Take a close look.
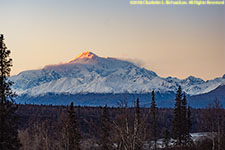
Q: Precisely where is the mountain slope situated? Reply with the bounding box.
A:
[188,84,225,107]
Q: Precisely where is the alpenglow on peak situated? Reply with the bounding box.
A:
[72,51,97,61]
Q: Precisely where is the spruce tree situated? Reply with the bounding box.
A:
[181,94,193,146]
[162,127,170,150]
[134,98,143,150]
[135,98,141,129]
[0,34,21,150]
[172,86,193,147]
[150,90,157,150]
[99,105,113,150]
[63,102,81,150]
[186,106,193,145]
[187,107,191,134]
[181,93,187,143]
[172,86,183,146]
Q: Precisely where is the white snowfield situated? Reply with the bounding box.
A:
[9,51,225,96]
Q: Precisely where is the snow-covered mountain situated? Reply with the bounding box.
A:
[9,51,225,97]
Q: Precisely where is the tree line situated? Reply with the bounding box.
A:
[16,89,225,150]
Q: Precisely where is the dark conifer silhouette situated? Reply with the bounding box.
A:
[186,106,193,145]
[162,127,170,150]
[99,105,113,150]
[172,86,183,146]
[181,94,188,143]
[63,102,81,150]
[172,86,193,147]
[134,98,143,150]
[150,90,158,150]
[0,34,21,150]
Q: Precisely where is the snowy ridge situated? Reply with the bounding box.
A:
[9,51,225,96]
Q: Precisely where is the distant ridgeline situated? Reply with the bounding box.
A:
[15,85,225,108]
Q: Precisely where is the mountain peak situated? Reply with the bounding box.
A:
[184,75,204,84]
[73,51,97,60]
[69,51,100,63]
